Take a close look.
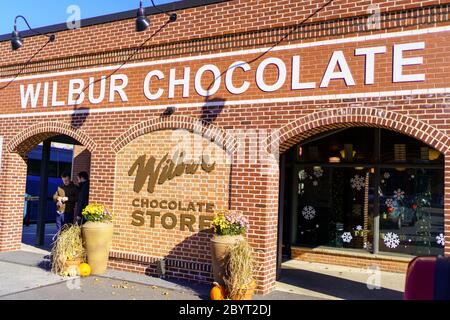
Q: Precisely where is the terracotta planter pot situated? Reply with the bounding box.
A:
[82,221,113,275]
[230,280,257,300]
[210,235,244,285]
[64,257,82,273]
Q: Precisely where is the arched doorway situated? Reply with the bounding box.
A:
[21,136,92,251]
[281,127,445,258]
[3,123,95,252]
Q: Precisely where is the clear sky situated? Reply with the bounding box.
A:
[0,0,177,36]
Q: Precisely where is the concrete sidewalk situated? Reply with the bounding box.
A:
[0,248,405,300]
[0,250,315,300]
[277,260,405,300]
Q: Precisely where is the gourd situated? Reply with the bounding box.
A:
[67,265,79,277]
[210,282,226,300]
[79,263,92,277]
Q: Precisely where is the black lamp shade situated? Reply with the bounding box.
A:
[11,30,23,50]
[136,7,150,32]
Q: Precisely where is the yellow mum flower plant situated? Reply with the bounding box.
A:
[82,204,112,222]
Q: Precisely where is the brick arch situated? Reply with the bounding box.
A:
[7,122,97,157]
[271,107,450,155]
[111,115,238,154]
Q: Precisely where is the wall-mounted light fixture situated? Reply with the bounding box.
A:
[329,157,341,163]
[11,15,56,51]
[136,0,178,32]
[428,149,440,161]
[340,144,356,161]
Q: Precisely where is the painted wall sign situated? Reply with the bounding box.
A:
[17,42,426,109]
[131,199,215,231]
[1,27,449,117]
[126,149,218,231]
[113,130,230,259]
[128,150,216,194]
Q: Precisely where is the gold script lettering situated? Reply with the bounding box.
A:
[128,151,216,194]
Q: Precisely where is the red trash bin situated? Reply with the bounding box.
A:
[404,256,450,300]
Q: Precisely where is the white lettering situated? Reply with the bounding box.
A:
[68,79,85,105]
[51,81,65,107]
[42,82,49,107]
[20,83,41,109]
[225,61,251,95]
[393,42,425,82]
[88,76,106,104]
[169,67,190,98]
[195,64,221,97]
[144,70,164,100]
[14,41,430,110]
[256,57,287,92]
[355,46,386,85]
[320,51,356,87]
[292,56,316,90]
[109,74,129,102]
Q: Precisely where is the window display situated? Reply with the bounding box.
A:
[285,127,444,257]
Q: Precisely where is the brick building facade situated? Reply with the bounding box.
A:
[0,0,449,294]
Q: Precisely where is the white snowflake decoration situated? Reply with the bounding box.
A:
[383,172,390,179]
[298,170,308,181]
[341,232,353,243]
[393,189,405,201]
[313,167,323,178]
[436,233,445,247]
[364,242,373,251]
[312,180,319,187]
[355,225,363,231]
[350,175,365,191]
[301,206,316,220]
[385,198,394,207]
[384,232,400,249]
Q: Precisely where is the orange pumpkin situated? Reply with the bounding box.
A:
[210,282,226,300]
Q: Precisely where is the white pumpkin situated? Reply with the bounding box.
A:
[67,265,79,277]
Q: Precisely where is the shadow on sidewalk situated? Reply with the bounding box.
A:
[278,267,404,300]
[0,250,52,273]
[153,277,210,299]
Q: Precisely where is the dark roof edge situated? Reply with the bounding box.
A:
[0,0,231,42]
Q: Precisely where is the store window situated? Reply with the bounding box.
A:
[283,127,445,257]
[379,168,444,256]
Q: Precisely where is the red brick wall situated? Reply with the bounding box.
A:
[72,145,91,180]
[0,0,449,294]
[1,31,448,116]
[0,0,448,66]
[291,247,410,273]
[112,129,231,283]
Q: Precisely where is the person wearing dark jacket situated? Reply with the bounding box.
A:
[53,172,78,232]
[75,171,90,225]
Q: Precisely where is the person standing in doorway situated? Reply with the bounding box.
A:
[53,171,78,233]
[23,193,31,227]
[75,171,90,225]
